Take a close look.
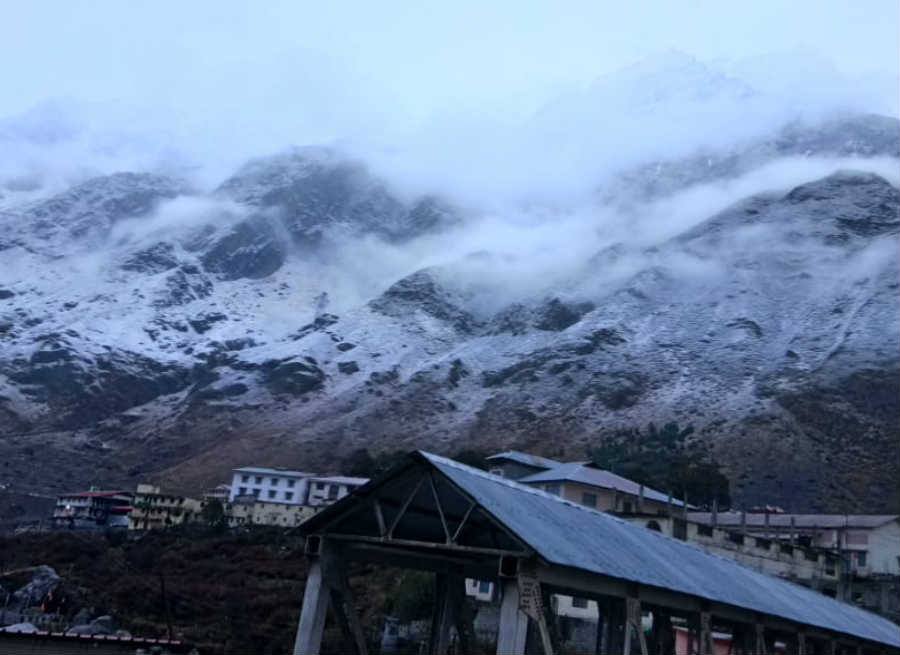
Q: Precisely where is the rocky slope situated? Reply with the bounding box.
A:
[0,115,898,513]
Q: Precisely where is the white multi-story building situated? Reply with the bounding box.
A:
[227,468,368,508]
[228,467,315,505]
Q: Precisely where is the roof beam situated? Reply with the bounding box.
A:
[387,473,427,539]
[452,502,476,544]
[428,473,451,543]
[326,532,529,558]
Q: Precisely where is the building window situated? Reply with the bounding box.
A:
[271,477,279,485]
[697,524,713,537]
[803,549,817,562]
[241,475,249,483]
[285,492,294,501]
[478,581,491,594]
[581,493,597,508]
[288,479,295,488]
[252,489,260,497]
[672,519,687,541]
[727,531,744,545]
[857,551,867,567]
[268,490,277,499]
[779,543,793,556]
[646,520,662,532]
[622,501,634,514]
[571,597,589,609]
[755,537,772,550]
[545,484,561,496]
[327,485,339,500]
[316,482,326,491]
[238,487,247,496]
[255,476,262,484]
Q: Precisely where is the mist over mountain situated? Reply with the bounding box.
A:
[0,44,898,514]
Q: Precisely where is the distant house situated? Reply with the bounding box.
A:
[228,467,316,505]
[485,451,565,480]
[127,484,202,531]
[202,483,232,504]
[517,462,687,515]
[305,476,368,507]
[687,513,900,577]
[467,452,689,616]
[52,490,132,531]
[229,498,315,528]
[225,467,368,527]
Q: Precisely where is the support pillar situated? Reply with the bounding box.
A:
[648,610,675,655]
[294,558,329,655]
[604,598,626,655]
[754,622,767,655]
[623,596,649,655]
[429,574,464,655]
[497,578,528,655]
[699,611,714,655]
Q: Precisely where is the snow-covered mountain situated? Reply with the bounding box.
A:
[0,113,898,512]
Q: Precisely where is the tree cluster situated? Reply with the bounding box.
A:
[587,422,731,509]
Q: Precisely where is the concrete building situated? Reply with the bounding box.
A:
[127,484,201,531]
[304,476,368,507]
[51,490,132,531]
[687,513,900,576]
[485,451,565,480]
[228,466,314,505]
[202,484,231,504]
[228,498,315,528]
[225,468,367,527]
[517,462,688,515]
[625,514,841,590]
[687,512,900,621]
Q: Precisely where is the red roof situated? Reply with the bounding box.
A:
[60,491,131,499]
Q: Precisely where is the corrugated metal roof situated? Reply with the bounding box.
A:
[518,462,687,507]
[308,476,369,485]
[688,512,900,530]
[233,466,314,477]
[423,452,900,647]
[486,451,564,470]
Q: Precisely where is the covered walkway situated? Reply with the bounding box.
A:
[293,452,900,654]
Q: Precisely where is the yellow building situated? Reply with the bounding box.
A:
[128,484,202,530]
[228,498,316,528]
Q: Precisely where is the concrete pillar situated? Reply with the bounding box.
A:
[294,559,329,655]
[497,578,528,655]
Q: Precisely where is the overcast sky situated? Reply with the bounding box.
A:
[4,1,897,114]
[1,1,897,194]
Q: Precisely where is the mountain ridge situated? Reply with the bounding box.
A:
[0,114,898,514]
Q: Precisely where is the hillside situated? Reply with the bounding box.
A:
[0,113,898,513]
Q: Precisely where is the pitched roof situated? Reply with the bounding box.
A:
[688,513,900,530]
[518,462,686,507]
[419,453,900,647]
[485,451,564,470]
